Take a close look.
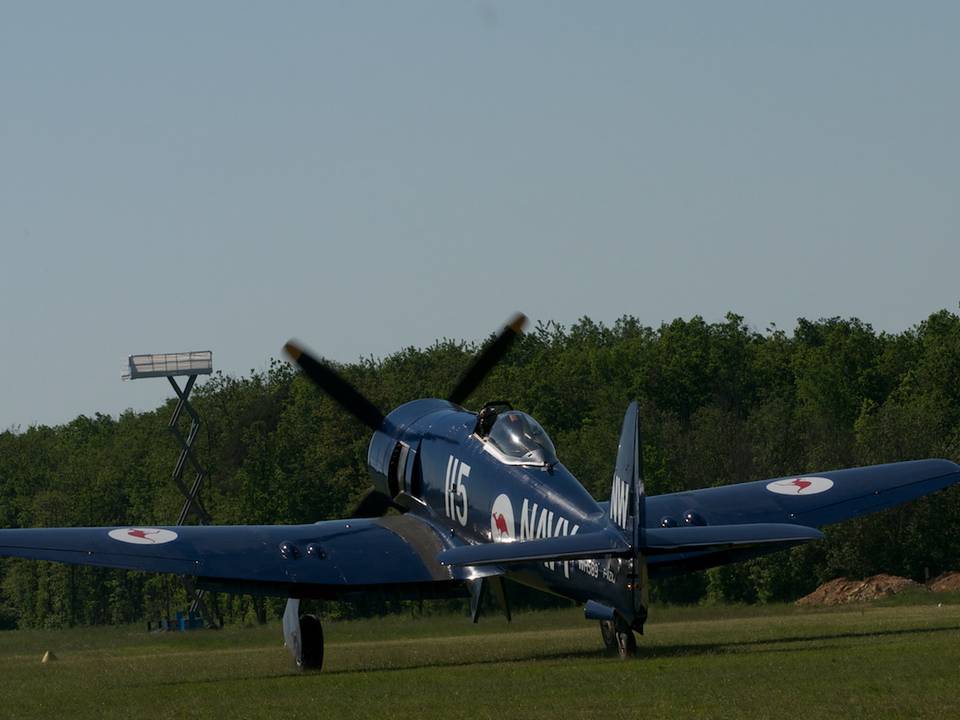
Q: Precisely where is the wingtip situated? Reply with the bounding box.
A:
[283,341,303,362]
[508,313,528,334]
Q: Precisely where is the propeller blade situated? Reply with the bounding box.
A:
[284,341,386,432]
[350,489,396,518]
[448,313,527,406]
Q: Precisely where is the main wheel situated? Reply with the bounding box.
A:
[298,614,324,671]
[599,620,617,653]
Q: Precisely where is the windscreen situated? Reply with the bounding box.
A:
[487,411,558,466]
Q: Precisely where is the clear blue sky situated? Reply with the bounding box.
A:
[1,2,958,429]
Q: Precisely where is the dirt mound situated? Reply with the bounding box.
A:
[929,571,960,593]
[796,574,925,606]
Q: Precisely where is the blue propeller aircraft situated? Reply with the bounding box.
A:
[1,313,959,669]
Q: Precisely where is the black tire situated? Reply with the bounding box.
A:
[599,620,617,652]
[298,614,324,671]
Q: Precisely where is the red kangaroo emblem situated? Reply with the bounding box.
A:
[791,478,812,493]
[493,512,509,537]
[127,529,160,543]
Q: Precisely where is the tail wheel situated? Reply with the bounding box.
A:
[298,614,324,671]
[615,617,636,659]
[600,618,636,658]
[599,620,617,653]
[616,627,637,659]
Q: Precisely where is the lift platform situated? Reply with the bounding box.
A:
[124,350,221,626]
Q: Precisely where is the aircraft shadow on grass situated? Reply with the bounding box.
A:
[631,622,960,661]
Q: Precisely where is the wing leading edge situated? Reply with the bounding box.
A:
[645,459,960,529]
[0,515,488,598]
[644,458,960,578]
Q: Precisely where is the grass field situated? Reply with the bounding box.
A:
[1,596,959,719]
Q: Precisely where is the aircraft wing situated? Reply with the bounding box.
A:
[645,459,960,528]
[643,458,960,578]
[0,515,485,598]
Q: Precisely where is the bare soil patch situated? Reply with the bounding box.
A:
[796,574,925,606]
[928,571,960,593]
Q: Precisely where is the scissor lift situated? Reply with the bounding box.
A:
[124,351,221,626]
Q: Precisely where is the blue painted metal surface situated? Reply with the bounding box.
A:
[642,523,824,551]
[584,600,616,621]
[0,516,486,598]
[645,459,960,529]
[438,529,629,567]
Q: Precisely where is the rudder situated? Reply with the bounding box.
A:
[608,400,647,632]
[609,400,644,549]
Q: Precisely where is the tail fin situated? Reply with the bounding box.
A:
[609,401,644,550]
[606,401,649,631]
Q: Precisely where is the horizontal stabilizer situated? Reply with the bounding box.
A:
[437,530,629,567]
[642,523,823,554]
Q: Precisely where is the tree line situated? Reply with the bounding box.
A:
[1,309,958,628]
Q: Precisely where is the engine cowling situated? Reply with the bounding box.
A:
[366,399,457,502]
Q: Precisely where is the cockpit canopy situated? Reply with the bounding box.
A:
[485,411,558,467]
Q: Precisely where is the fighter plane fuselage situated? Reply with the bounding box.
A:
[367,399,638,616]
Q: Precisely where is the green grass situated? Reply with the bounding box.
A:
[1,600,959,719]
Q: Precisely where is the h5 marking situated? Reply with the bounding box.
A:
[445,455,470,526]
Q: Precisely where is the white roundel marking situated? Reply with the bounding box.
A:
[765,477,834,496]
[490,494,515,542]
[108,528,178,545]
